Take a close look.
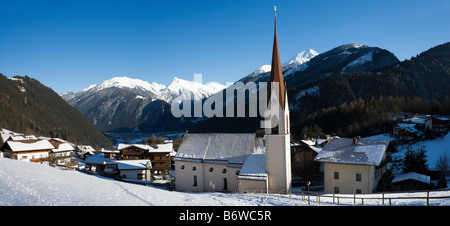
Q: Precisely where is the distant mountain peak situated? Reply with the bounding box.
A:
[244,48,319,80]
[283,49,319,70]
[249,65,272,77]
[91,76,166,94]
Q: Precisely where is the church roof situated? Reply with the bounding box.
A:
[175,133,255,164]
[238,154,267,180]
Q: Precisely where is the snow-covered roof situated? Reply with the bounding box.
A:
[175,133,255,164]
[114,160,151,170]
[83,156,151,170]
[5,140,55,152]
[52,143,75,152]
[155,143,173,153]
[314,139,390,166]
[117,143,173,153]
[77,145,96,153]
[397,123,419,133]
[404,116,427,124]
[83,155,115,164]
[101,148,120,154]
[238,154,267,181]
[391,172,430,184]
[300,139,325,153]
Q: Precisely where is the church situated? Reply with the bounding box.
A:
[174,8,292,193]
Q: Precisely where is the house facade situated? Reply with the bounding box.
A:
[49,139,75,166]
[314,138,394,194]
[118,143,173,177]
[1,140,55,165]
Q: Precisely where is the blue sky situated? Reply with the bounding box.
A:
[1,0,449,94]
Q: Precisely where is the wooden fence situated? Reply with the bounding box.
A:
[234,188,450,206]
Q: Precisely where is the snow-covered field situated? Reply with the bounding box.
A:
[364,132,450,170]
[0,158,449,206]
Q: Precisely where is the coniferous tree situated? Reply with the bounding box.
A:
[402,146,429,175]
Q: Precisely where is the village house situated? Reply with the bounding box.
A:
[105,160,152,183]
[1,139,55,165]
[390,172,432,191]
[314,137,395,194]
[429,116,449,136]
[393,123,421,142]
[81,155,152,182]
[48,138,75,166]
[75,145,96,158]
[118,143,173,178]
[100,148,120,159]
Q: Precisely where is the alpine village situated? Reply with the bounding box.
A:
[1,4,450,207]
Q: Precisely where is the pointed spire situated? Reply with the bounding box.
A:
[268,6,285,109]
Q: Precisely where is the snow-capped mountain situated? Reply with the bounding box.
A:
[248,65,272,77]
[85,76,167,95]
[63,76,225,104]
[62,76,226,132]
[240,48,319,83]
[285,44,400,87]
[283,49,319,70]
[160,77,226,103]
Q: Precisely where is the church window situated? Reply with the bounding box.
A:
[222,178,228,190]
[193,175,197,187]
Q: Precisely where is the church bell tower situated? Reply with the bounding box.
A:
[264,6,292,192]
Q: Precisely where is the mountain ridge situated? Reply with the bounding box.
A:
[62,76,226,132]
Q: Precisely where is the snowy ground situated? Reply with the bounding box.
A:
[0,158,449,206]
[363,133,450,170]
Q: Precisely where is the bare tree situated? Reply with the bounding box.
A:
[436,152,449,173]
[435,152,449,189]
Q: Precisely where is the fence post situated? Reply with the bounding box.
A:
[382,193,384,206]
[354,194,356,205]
[389,198,391,206]
[427,191,430,206]
[361,198,364,206]
[337,197,340,206]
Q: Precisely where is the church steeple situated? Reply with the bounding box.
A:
[268,7,285,110]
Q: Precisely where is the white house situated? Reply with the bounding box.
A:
[1,140,55,165]
[314,138,394,194]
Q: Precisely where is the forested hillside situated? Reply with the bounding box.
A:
[290,42,450,139]
[0,74,112,148]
